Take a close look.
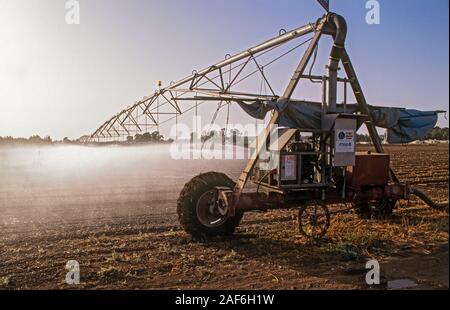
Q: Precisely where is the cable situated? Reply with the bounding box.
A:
[308,43,321,84]
[232,38,314,87]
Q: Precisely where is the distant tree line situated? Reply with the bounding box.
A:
[0,135,54,146]
[0,130,173,147]
[197,129,247,144]
[0,127,448,147]
[425,127,449,141]
[126,131,172,144]
[356,134,373,143]
[355,127,449,143]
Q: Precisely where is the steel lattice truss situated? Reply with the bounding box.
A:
[88,23,318,142]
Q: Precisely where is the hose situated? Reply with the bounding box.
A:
[409,186,449,213]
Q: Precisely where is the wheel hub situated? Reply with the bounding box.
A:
[196,190,228,228]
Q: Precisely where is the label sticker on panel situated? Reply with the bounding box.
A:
[336,130,355,153]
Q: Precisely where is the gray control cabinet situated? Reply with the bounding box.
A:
[333,117,357,167]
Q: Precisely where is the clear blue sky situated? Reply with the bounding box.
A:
[0,0,448,139]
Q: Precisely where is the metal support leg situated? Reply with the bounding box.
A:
[341,48,399,183]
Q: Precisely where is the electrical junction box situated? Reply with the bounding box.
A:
[333,117,357,167]
[280,154,297,181]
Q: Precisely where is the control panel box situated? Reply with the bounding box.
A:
[333,117,357,167]
[280,155,297,181]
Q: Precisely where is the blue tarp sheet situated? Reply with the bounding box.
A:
[237,100,439,144]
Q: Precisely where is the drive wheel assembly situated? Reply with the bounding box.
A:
[298,201,330,240]
[177,172,243,239]
[354,199,397,220]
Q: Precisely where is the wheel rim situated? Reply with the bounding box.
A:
[299,202,330,239]
[196,190,227,228]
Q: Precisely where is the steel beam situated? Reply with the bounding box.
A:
[340,48,399,182]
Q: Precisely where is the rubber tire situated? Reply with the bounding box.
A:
[355,200,396,220]
[177,172,243,239]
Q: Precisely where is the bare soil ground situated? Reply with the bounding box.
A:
[0,144,448,290]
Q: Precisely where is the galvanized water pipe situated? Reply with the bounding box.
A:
[326,14,347,113]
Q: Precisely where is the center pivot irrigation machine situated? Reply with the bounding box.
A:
[89,7,447,239]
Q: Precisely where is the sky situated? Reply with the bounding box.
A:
[0,0,448,140]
